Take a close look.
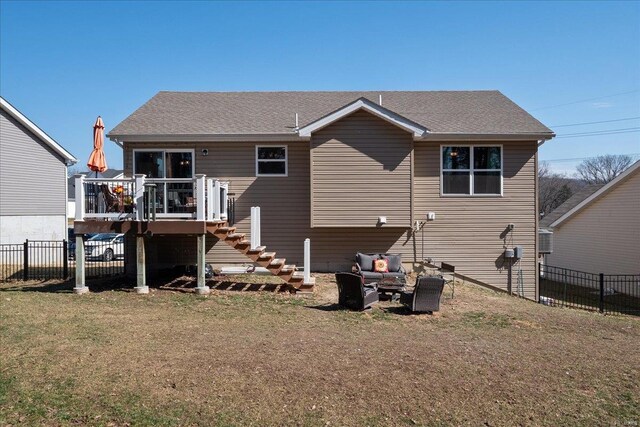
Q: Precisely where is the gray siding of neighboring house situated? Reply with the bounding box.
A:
[0,109,67,217]
[310,110,413,228]
[546,170,640,275]
[122,135,539,299]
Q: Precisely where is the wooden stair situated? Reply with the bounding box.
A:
[206,221,314,292]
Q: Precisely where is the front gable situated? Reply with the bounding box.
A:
[298,97,428,138]
[310,109,413,228]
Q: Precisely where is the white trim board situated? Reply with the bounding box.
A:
[297,97,428,138]
[0,97,77,164]
[549,159,640,228]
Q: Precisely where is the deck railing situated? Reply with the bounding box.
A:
[75,174,229,222]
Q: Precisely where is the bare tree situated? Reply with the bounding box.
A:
[67,166,82,178]
[538,162,574,218]
[576,154,633,184]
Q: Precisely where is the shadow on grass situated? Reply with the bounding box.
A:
[0,276,133,294]
[155,276,292,294]
[382,305,422,316]
[305,303,347,312]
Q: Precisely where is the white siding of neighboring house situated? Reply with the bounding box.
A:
[546,169,640,275]
[0,108,68,243]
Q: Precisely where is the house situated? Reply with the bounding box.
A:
[73,91,554,298]
[541,160,640,275]
[0,97,77,244]
[67,169,124,223]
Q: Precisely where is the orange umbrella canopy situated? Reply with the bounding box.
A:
[87,116,107,173]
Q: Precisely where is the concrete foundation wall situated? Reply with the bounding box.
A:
[0,215,67,244]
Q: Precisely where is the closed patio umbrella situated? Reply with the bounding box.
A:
[87,116,107,177]
[87,116,108,213]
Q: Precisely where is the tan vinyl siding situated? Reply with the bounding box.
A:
[546,170,640,275]
[123,140,414,271]
[413,141,538,299]
[0,109,67,216]
[310,110,412,227]
[123,139,538,299]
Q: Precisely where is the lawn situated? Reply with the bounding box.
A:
[1,274,638,426]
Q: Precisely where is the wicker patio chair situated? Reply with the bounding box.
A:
[400,276,445,313]
[335,272,379,311]
[99,184,121,213]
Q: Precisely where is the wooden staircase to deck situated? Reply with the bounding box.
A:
[206,221,315,292]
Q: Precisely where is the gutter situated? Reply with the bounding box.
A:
[109,132,556,144]
[107,133,308,143]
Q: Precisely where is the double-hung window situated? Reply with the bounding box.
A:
[441,145,502,196]
[256,146,287,176]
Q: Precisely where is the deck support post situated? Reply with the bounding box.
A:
[134,235,149,294]
[195,234,210,295]
[73,235,89,294]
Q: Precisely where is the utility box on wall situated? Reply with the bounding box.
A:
[514,246,523,259]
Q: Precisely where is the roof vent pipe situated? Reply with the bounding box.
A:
[294,113,299,131]
[379,94,382,106]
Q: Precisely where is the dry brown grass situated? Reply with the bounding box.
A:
[0,273,638,426]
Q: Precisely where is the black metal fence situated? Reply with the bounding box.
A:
[539,264,640,315]
[0,239,126,282]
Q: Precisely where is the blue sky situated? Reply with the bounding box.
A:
[1,1,639,175]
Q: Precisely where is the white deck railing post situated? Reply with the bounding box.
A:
[206,178,214,221]
[250,206,261,250]
[256,206,261,248]
[196,174,206,221]
[220,183,228,220]
[213,179,221,220]
[304,238,311,284]
[250,207,256,249]
[75,174,85,221]
[134,174,146,221]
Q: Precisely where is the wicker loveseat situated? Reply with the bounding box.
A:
[353,252,407,288]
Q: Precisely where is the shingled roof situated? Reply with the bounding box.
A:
[540,184,604,229]
[108,91,553,138]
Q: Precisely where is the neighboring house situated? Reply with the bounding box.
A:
[542,160,640,275]
[0,97,77,243]
[75,91,554,298]
[67,169,124,222]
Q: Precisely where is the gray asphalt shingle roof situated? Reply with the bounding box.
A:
[108,91,553,137]
[539,184,604,229]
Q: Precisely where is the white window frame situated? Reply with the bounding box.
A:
[256,145,288,177]
[132,148,196,216]
[440,144,503,197]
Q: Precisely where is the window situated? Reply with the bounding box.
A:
[441,145,502,195]
[133,149,195,214]
[256,146,287,176]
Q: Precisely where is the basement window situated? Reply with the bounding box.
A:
[441,145,502,196]
[256,146,287,176]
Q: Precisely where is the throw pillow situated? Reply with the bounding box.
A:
[373,259,389,273]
